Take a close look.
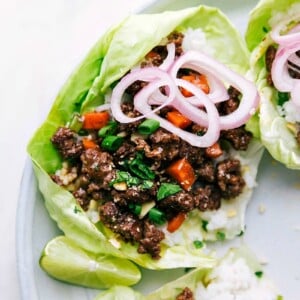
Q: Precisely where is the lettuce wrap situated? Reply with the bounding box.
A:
[28,4,263,280]
[246,0,300,169]
[95,246,282,300]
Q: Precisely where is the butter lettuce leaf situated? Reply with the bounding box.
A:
[245,0,300,169]
[28,5,254,273]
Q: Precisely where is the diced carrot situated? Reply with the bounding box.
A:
[166,110,192,129]
[82,111,110,130]
[167,212,186,233]
[145,51,158,59]
[82,138,98,150]
[205,142,223,158]
[180,74,210,97]
[167,158,196,191]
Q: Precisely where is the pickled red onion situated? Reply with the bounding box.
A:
[110,49,258,147]
[271,42,300,92]
[271,19,300,45]
[110,67,175,123]
[170,51,259,130]
[159,43,176,71]
[134,79,220,147]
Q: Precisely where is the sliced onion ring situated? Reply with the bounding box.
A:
[159,43,176,71]
[181,63,229,103]
[170,51,259,130]
[271,42,300,92]
[271,18,300,45]
[134,79,220,148]
[111,67,175,123]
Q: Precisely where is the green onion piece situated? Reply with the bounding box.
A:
[157,183,182,201]
[101,136,123,151]
[201,220,208,232]
[98,121,118,137]
[193,240,204,249]
[129,203,142,216]
[138,119,160,135]
[216,231,226,241]
[277,295,283,300]
[69,113,83,132]
[254,271,264,278]
[148,208,165,225]
[277,91,289,106]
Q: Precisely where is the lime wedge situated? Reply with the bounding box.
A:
[40,236,141,289]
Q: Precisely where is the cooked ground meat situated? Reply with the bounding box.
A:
[297,127,300,146]
[265,45,277,72]
[221,126,253,151]
[112,185,157,206]
[178,140,204,165]
[195,159,215,183]
[217,159,245,199]
[81,148,116,189]
[100,201,164,259]
[176,287,194,300]
[194,184,222,211]
[158,191,196,219]
[100,201,143,242]
[51,127,83,159]
[138,220,165,259]
[167,31,184,56]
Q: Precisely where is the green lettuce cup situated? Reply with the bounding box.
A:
[95,246,282,300]
[28,4,263,280]
[245,0,300,169]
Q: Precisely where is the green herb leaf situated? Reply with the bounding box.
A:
[111,171,141,187]
[128,152,155,180]
[216,231,226,241]
[201,220,208,232]
[255,271,264,278]
[157,183,182,201]
[140,180,154,190]
[277,91,289,106]
[193,240,204,249]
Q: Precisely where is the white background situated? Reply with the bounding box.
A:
[0,1,147,299]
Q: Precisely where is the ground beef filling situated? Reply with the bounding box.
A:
[176,287,194,300]
[50,32,252,259]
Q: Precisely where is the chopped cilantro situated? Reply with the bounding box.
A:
[277,91,289,106]
[255,271,264,278]
[202,220,208,232]
[74,206,81,214]
[216,231,226,241]
[193,240,204,249]
[262,26,269,33]
[157,183,182,201]
[127,152,155,180]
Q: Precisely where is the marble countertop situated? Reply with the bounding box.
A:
[0,1,149,298]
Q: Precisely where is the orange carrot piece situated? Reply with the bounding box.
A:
[167,158,196,191]
[82,111,110,130]
[166,110,192,129]
[180,74,210,97]
[205,142,223,158]
[82,138,98,150]
[167,212,186,233]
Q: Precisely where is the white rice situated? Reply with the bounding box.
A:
[195,253,279,300]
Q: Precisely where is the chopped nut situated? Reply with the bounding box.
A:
[113,182,127,191]
[258,203,266,214]
[227,209,237,218]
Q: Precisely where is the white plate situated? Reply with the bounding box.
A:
[16,1,300,299]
